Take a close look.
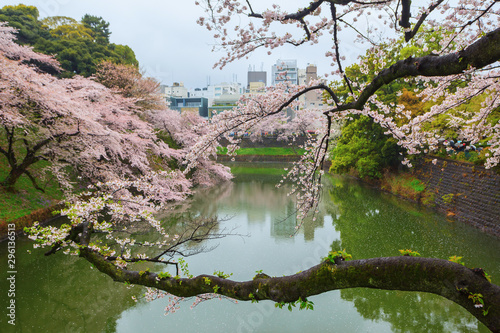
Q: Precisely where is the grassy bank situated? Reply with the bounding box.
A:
[0,161,64,237]
[230,165,289,176]
[339,165,433,205]
[379,172,433,205]
[217,146,305,156]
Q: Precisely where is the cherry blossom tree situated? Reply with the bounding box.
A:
[0,23,229,194]
[92,59,233,187]
[0,24,172,192]
[94,60,165,111]
[190,0,500,219]
[23,2,500,331]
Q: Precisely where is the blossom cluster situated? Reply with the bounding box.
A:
[185,78,335,225]
[190,0,500,224]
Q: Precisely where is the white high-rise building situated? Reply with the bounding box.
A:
[160,82,189,99]
[271,59,299,86]
[190,82,244,106]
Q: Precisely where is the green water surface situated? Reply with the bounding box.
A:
[1,163,498,332]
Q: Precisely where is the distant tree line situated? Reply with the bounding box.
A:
[0,4,138,77]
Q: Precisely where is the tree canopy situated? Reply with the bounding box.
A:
[0,24,158,192]
[81,14,111,45]
[0,5,139,77]
[0,23,230,195]
[329,115,402,178]
[16,1,500,332]
[0,4,48,45]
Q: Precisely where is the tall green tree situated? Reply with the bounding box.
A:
[330,115,402,178]
[41,16,94,40]
[111,43,139,66]
[81,14,111,45]
[0,4,50,44]
[0,5,138,77]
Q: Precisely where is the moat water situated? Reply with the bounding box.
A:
[1,163,499,332]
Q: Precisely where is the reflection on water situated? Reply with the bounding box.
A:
[341,289,482,333]
[192,181,300,238]
[0,233,141,333]
[326,175,499,275]
[324,175,499,333]
[1,163,498,332]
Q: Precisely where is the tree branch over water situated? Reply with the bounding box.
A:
[80,248,500,331]
[325,27,500,114]
[15,1,500,331]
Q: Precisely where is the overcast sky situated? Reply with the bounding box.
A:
[2,0,369,89]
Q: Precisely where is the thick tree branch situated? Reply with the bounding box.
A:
[80,248,500,332]
[398,0,411,30]
[326,26,500,114]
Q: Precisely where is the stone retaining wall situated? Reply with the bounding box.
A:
[413,157,500,237]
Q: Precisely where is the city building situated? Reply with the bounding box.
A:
[208,94,240,118]
[271,59,299,86]
[190,87,211,99]
[299,64,325,109]
[160,82,189,99]
[169,97,209,118]
[247,81,266,94]
[213,82,244,97]
[247,66,267,90]
[190,82,244,107]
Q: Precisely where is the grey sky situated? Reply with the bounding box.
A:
[1,0,366,89]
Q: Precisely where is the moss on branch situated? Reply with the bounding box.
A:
[79,247,500,331]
